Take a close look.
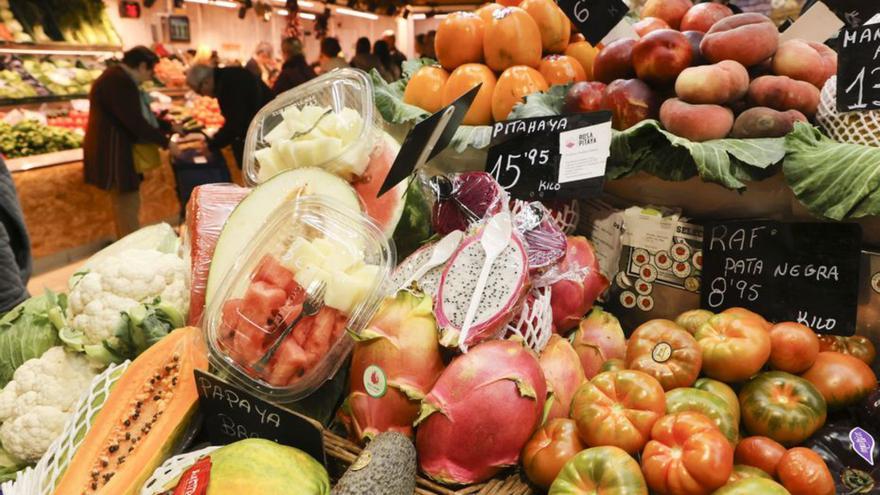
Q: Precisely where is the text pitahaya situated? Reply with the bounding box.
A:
[430,172,505,235]
[435,229,529,348]
[347,290,445,442]
[415,339,547,484]
[539,334,585,422]
[550,236,609,332]
[513,202,567,273]
[571,307,627,379]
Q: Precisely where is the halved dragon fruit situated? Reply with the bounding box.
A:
[430,172,505,236]
[435,228,529,349]
[514,202,567,273]
[387,230,464,299]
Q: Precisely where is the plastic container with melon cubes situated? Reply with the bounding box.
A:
[204,195,394,402]
[242,68,381,186]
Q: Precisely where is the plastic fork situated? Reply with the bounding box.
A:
[290,109,333,140]
[395,230,464,293]
[253,279,327,372]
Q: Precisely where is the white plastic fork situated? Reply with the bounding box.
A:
[396,230,464,293]
[457,212,512,351]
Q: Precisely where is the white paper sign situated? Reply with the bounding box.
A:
[779,1,845,43]
[557,121,612,184]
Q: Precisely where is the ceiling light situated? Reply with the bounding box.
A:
[298,11,316,19]
[411,12,426,19]
[298,0,315,7]
[336,7,378,20]
[277,8,288,14]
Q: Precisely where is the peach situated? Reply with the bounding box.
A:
[730,107,807,138]
[564,81,608,113]
[604,78,660,130]
[675,59,749,104]
[632,29,693,85]
[593,38,636,84]
[682,30,707,65]
[701,13,779,67]
[660,98,734,141]
[634,17,670,37]
[772,40,837,89]
[748,75,820,117]
[680,2,733,33]
[641,0,693,29]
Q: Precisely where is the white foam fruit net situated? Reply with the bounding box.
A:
[140,446,219,495]
[1,361,130,495]
[506,286,553,353]
[817,76,880,148]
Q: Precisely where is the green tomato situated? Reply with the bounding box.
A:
[695,377,740,424]
[549,446,648,495]
[666,387,739,445]
[711,478,790,495]
[738,371,826,446]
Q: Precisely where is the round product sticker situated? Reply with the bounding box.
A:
[640,264,658,283]
[654,251,673,270]
[685,276,700,293]
[351,451,372,471]
[672,243,691,262]
[673,261,692,279]
[616,271,633,289]
[637,295,655,311]
[635,279,653,296]
[872,272,880,294]
[633,248,650,266]
[364,365,387,398]
[692,250,703,270]
[620,291,637,309]
[652,342,672,363]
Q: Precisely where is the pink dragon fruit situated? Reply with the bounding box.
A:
[571,307,627,379]
[550,236,609,333]
[347,290,445,442]
[539,334,585,422]
[387,231,463,299]
[513,202,567,273]
[434,229,529,348]
[415,339,547,484]
[430,172,505,235]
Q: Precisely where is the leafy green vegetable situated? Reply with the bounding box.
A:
[784,122,880,220]
[509,84,571,120]
[0,445,25,483]
[0,291,64,387]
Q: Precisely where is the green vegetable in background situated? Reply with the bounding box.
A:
[0,445,25,483]
[0,290,65,387]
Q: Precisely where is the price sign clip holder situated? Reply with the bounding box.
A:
[377,84,480,197]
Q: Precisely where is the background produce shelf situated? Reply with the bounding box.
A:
[0,41,122,53]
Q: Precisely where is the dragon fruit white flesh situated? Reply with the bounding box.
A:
[387,231,464,299]
[435,228,529,349]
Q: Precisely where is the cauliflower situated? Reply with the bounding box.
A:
[0,347,97,462]
[68,248,189,345]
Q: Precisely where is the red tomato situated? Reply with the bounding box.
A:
[800,351,878,410]
[733,436,786,477]
[776,447,835,495]
[695,313,771,383]
[570,369,666,454]
[722,307,771,330]
[817,334,876,365]
[521,418,585,489]
[625,319,702,391]
[768,322,819,373]
[641,411,734,495]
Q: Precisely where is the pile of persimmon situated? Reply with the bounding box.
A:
[402,0,600,125]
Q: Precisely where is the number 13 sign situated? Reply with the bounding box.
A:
[837,24,880,112]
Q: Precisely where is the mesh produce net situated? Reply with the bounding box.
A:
[505,286,553,353]
[139,446,220,495]
[817,76,880,148]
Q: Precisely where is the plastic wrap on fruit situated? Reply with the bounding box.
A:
[429,172,506,235]
[513,201,567,274]
[512,198,581,235]
[534,236,610,333]
[185,184,250,325]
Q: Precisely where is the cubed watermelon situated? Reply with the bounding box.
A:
[253,254,299,294]
[240,281,287,328]
[264,337,311,386]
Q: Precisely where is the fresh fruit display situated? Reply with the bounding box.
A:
[776,446,835,495]
[694,312,771,383]
[0,119,82,158]
[665,387,739,445]
[734,436,786,477]
[522,418,584,489]
[816,334,876,365]
[570,308,626,379]
[739,371,827,446]
[539,334,585,421]
[333,432,416,495]
[548,445,648,494]
[625,319,702,391]
[46,109,88,132]
[21,56,100,96]
[694,377,740,424]
[800,351,878,410]
[806,420,880,495]
[153,57,186,88]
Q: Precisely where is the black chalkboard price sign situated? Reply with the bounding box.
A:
[700,221,861,336]
[556,0,629,46]
[194,369,326,465]
[837,24,880,112]
[485,111,612,202]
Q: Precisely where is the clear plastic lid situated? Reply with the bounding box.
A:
[243,68,380,186]
[204,195,394,402]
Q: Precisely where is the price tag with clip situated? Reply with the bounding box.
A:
[556,0,629,46]
[837,22,880,112]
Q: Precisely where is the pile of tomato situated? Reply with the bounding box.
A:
[523,307,878,495]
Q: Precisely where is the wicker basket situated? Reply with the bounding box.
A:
[323,431,535,495]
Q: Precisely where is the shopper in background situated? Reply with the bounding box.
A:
[273,37,316,95]
[373,39,401,81]
[318,37,349,74]
[186,63,273,167]
[349,37,381,73]
[382,30,407,69]
[245,41,279,86]
[0,156,31,312]
[84,46,173,239]
[423,30,437,59]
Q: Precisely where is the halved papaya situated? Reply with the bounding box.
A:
[53,326,209,495]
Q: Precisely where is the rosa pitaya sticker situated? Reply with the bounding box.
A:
[364,365,387,399]
[850,427,875,466]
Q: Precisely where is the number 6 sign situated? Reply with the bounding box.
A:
[556,0,628,45]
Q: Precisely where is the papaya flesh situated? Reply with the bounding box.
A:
[53,326,208,495]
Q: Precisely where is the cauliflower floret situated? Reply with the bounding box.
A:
[0,347,97,462]
[0,406,69,462]
[68,248,189,345]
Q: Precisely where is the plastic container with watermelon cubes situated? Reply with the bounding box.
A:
[203,195,394,402]
[242,68,382,186]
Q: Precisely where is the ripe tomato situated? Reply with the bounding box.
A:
[694,313,771,383]
[675,309,714,335]
[734,436,786,477]
[625,319,702,391]
[739,371,827,446]
[817,334,876,365]
[522,418,585,489]
[776,447,835,495]
[727,464,771,484]
[570,370,666,454]
[768,322,819,373]
[641,412,733,495]
[712,478,790,494]
[800,351,877,410]
[666,387,739,445]
[694,377,740,425]
[549,446,648,495]
[722,307,771,330]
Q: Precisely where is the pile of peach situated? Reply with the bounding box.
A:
[567,0,836,141]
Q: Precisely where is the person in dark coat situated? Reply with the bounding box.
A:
[0,157,31,312]
[349,37,381,73]
[272,37,316,96]
[186,64,273,167]
[83,46,171,239]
